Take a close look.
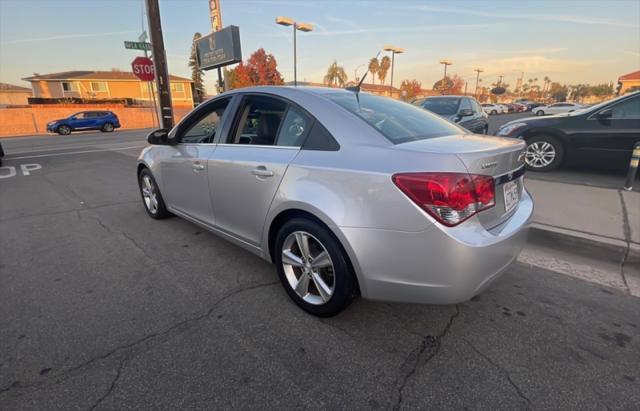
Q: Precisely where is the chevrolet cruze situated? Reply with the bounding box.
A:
[137,87,533,316]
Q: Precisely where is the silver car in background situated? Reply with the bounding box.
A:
[137,87,533,316]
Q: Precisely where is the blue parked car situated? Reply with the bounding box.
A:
[47,111,121,135]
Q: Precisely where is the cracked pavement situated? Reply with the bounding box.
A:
[1,131,639,410]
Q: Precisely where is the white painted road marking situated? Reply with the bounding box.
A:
[0,163,42,178]
[20,163,42,175]
[0,166,17,179]
[5,145,145,160]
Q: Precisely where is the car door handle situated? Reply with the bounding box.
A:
[192,161,205,171]
[251,166,274,177]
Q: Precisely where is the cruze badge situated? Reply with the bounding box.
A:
[481,161,497,169]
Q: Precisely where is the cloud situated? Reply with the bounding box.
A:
[375,4,639,29]
[620,49,640,57]
[474,55,591,76]
[326,16,362,30]
[485,47,568,55]
[2,30,139,44]
[305,23,496,37]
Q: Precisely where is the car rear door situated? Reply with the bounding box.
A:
[158,96,233,225]
[87,112,104,128]
[207,93,311,245]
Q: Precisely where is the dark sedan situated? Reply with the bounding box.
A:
[413,96,489,134]
[496,92,640,171]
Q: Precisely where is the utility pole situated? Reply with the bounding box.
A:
[474,68,483,97]
[145,0,173,129]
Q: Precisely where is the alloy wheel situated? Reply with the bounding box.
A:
[141,174,159,214]
[525,141,556,168]
[281,231,335,305]
[58,125,71,135]
[103,123,114,132]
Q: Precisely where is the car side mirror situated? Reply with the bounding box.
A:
[596,108,612,120]
[458,108,473,117]
[147,129,169,145]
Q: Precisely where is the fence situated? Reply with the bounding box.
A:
[0,105,192,137]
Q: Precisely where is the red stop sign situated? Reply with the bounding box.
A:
[131,56,155,81]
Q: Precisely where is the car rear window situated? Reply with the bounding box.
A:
[422,97,460,115]
[325,92,463,144]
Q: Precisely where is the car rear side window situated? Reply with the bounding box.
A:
[325,92,462,144]
[302,121,339,151]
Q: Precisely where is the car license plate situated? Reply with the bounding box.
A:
[503,180,519,213]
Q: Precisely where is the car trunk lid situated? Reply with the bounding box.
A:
[398,134,526,229]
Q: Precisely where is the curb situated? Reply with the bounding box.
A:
[528,223,640,264]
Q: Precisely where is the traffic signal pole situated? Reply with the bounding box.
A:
[145,0,174,129]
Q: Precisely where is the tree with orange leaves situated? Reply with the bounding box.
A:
[227,48,284,89]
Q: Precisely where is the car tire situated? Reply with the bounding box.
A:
[524,135,564,171]
[490,110,497,115]
[535,110,545,116]
[57,125,71,135]
[274,218,357,317]
[101,122,115,132]
[138,168,171,219]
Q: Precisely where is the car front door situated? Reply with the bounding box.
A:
[579,95,640,165]
[458,98,481,133]
[208,94,311,245]
[69,112,92,129]
[159,97,233,225]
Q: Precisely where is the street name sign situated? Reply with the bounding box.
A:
[124,41,152,51]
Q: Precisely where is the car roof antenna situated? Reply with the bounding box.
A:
[346,51,381,93]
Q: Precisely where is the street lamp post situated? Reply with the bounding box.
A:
[473,68,483,97]
[439,60,452,95]
[276,16,313,87]
[384,45,405,97]
[440,60,453,80]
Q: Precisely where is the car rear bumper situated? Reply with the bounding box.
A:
[340,189,533,304]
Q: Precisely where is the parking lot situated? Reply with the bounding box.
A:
[1,125,639,410]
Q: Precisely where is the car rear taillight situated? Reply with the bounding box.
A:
[392,172,495,226]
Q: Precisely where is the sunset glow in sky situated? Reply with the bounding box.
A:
[1,0,638,93]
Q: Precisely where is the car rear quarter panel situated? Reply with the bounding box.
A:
[262,143,470,295]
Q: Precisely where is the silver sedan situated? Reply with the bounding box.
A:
[137,87,533,316]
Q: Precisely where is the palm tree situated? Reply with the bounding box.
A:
[323,60,348,88]
[368,57,379,85]
[377,55,391,87]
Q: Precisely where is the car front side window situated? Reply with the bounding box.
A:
[180,98,230,144]
[610,97,640,119]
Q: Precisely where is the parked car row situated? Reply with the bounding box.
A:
[532,102,585,116]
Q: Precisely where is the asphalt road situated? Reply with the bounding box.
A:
[1,131,639,410]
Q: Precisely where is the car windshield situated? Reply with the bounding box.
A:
[422,98,460,115]
[325,92,463,144]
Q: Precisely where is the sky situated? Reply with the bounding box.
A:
[1,0,639,94]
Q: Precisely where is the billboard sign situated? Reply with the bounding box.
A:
[196,25,242,70]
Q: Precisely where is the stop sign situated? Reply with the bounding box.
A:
[131,56,155,81]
